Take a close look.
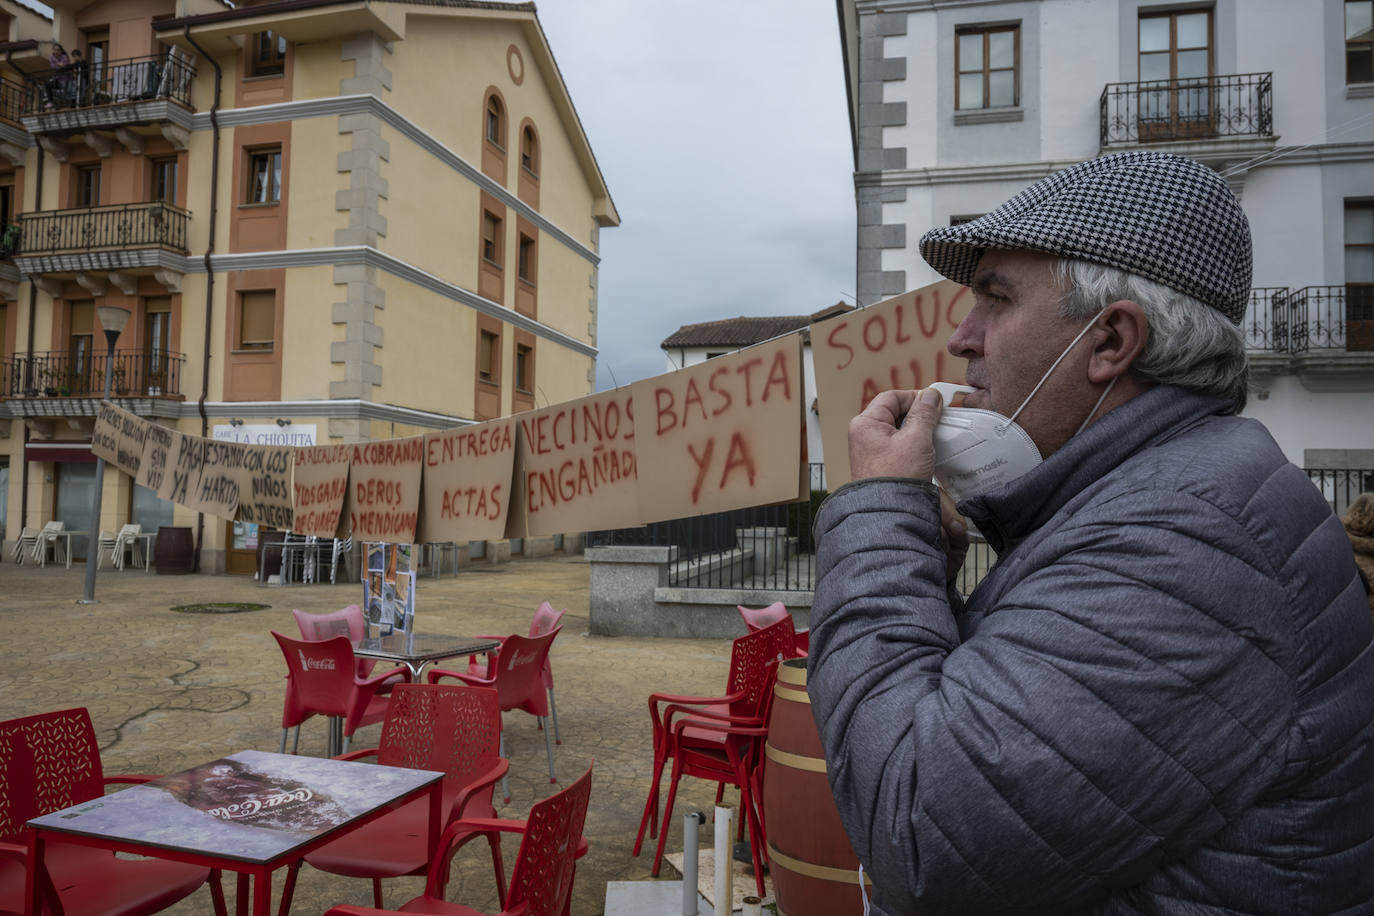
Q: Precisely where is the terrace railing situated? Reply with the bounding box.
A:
[1305,468,1374,517]
[24,51,195,113]
[1287,285,1374,353]
[19,201,190,256]
[1101,72,1272,146]
[1,349,185,399]
[1243,287,1289,353]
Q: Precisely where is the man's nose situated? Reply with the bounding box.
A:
[947,310,983,358]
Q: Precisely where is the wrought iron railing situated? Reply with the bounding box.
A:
[0,349,185,399]
[1100,72,1272,146]
[24,51,195,114]
[19,201,190,256]
[1243,287,1289,353]
[1305,468,1374,517]
[1286,285,1374,353]
[0,79,25,125]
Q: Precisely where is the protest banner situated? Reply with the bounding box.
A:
[810,279,973,487]
[171,436,244,520]
[345,436,424,543]
[513,389,638,536]
[632,335,806,524]
[140,425,179,499]
[236,445,295,530]
[418,418,517,544]
[292,444,351,537]
[92,401,121,465]
[115,408,149,478]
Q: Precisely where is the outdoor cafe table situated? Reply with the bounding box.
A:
[354,632,501,681]
[25,749,442,916]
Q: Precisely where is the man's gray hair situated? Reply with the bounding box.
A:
[1051,259,1250,414]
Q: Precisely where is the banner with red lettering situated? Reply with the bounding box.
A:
[418,418,517,544]
[292,445,350,537]
[513,388,638,536]
[631,335,805,524]
[345,437,424,543]
[810,279,973,487]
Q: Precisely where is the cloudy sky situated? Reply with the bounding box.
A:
[533,1,857,391]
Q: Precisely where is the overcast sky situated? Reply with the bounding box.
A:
[532,1,857,391]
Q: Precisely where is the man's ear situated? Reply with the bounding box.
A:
[1088,299,1148,383]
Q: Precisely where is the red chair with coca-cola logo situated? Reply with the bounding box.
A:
[464,601,567,743]
[272,632,410,755]
[427,628,560,803]
[292,605,377,679]
[0,707,228,916]
[632,616,796,897]
[321,764,593,916]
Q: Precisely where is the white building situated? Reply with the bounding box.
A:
[838,0,1374,501]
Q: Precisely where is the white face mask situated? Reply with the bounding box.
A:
[926,311,1115,503]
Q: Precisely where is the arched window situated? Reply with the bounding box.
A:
[486,95,504,148]
[520,125,538,175]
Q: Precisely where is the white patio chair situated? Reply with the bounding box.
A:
[96,530,118,569]
[10,527,38,565]
[328,536,354,584]
[105,524,143,570]
[32,521,64,567]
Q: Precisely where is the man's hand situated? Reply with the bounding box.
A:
[849,387,969,582]
[848,387,943,481]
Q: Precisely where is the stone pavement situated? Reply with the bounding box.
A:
[0,553,747,915]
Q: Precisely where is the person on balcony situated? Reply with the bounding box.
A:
[44,42,69,109]
[808,151,1374,914]
[68,48,90,105]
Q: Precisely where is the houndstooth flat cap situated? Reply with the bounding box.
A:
[919,151,1252,323]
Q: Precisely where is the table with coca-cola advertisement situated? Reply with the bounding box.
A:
[25,749,443,916]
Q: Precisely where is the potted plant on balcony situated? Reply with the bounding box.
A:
[41,365,58,397]
[111,365,128,395]
[0,223,20,258]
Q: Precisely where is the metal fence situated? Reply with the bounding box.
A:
[1100,72,1272,146]
[19,201,190,256]
[1305,468,1373,518]
[24,51,195,113]
[1,348,185,399]
[1242,285,1373,354]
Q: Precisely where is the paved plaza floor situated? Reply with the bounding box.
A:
[0,553,742,915]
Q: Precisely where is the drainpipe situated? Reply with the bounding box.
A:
[186,26,220,573]
[19,104,44,530]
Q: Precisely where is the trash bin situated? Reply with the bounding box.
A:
[154,526,195,574]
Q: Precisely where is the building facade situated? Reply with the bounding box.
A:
[838,0,1373,495]
[0,0,617,571]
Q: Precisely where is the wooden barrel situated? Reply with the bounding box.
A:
[154,526,194,575]
[763,657,870,916]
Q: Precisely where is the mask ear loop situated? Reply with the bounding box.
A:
[1073,375,1117,437]
[996,309,1107,434]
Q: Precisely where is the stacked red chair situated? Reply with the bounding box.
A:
[632,615,798,897]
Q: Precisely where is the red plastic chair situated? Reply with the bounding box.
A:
[292,605,377,679]
[0,707,227,916]
[738,602,809,656]
[632,616,796,897]
[465,601,566,745]
[272,631,410,754]
[276,684,508,913]
[428,628,560,803]
[321,763,593,916]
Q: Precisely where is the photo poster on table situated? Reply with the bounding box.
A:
[512,387,639,537]
[363,542,416,635]
[810,279,974,488]
[630,334,807,524]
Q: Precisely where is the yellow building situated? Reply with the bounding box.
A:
[0,0,617,573]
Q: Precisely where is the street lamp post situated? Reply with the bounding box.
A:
[79,305,131,605]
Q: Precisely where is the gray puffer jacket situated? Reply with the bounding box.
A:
[808,386,1374,914]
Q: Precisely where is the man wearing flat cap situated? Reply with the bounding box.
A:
[808,151,1374,914]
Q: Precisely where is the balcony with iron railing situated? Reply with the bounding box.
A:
[0,349,185,417]
[1101,72,1273,147]
[1243,285,1374,354]
[21,52,196,124]
[14,201,191,279]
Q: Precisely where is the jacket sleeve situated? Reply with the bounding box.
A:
[807,478,1295,914]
